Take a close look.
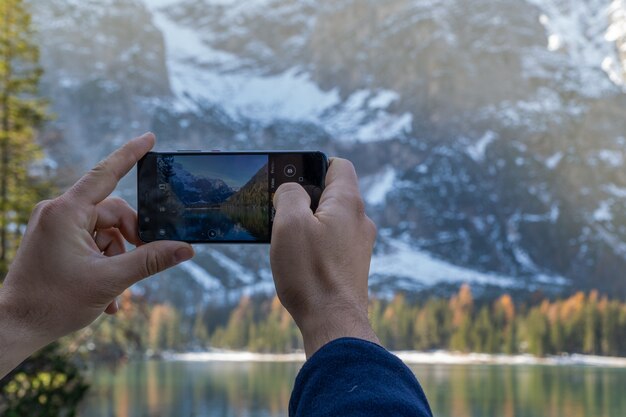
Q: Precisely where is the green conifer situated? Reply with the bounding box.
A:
[0,0,49,277]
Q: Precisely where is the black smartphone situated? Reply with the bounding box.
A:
[137,151,328,243]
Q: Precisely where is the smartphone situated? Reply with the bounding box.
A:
[137,151,328,243]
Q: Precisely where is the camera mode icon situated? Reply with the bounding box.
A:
[284,164,296,177]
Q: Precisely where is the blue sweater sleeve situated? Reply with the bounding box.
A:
[289,337,433,417]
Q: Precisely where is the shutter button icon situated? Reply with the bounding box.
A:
[284,164,296,177]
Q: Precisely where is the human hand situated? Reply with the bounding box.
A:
[0,133,194,377]
[270,158,379,358]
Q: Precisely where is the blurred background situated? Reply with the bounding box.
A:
[1,0,626,416]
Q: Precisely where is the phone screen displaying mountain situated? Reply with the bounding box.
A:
[157,154,270,242]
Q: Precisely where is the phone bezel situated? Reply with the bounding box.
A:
[137,150,328,244]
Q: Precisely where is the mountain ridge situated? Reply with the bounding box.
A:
[224,164,269,208]
[26,0,626,305]
[169,162,235,206]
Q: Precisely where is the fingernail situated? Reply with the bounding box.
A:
[174,247,194,263]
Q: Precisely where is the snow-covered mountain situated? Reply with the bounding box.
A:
[169,162,234,205]
[28,0,626,305]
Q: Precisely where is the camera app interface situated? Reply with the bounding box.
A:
[156,154,270,242]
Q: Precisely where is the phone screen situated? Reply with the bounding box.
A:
[137,152,327,243]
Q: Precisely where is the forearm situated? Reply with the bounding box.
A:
[0,290,48,379]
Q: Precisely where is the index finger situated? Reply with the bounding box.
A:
[69,132,155,205]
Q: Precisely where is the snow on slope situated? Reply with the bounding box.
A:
[545,152,563,169]
[370,237,518,288]
[466,131,497,162]
[177,260,222,291]
[361,166,397,206]
[208,250,256,284]
[185,233,551,294]
[145,0,412,143]
[370,236,569,290]
[527,0,626,94]
[604,0,626,87]
[149,3,339,118]
[177,254,276,303]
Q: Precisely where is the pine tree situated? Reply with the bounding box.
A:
[449,284,474,352]
[192,305,210,348]
[0,0,49,278]
[385,293,412,349]
[583,292,599,354]
[165,307,181,350]
[216,296,254,349]
[494,294,516,354]
[472,306,493,353]
[0,3,88,416]
[526,308,549,356]
[148,304,179,351]
[561,292,586,352]
[413,304,437,350]
[600,298,618,356]
[369,299,385,342]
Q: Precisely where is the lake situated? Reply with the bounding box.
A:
[173,207,269,241]
[78,359,626,417]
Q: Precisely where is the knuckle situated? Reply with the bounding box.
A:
[275,182,305,201]
[108,196,130,210]
[273,213,301,236]
[273,209,313,239]
[343,159,357,173]
[68,176,89,197]
[142,250,164,277]
[90,160,119,185]
[90,160,107,177]
[32,199,53,217]
[336,158,358,176]
[332,157,352,169]
[279,182,302,192]
[37,198,63,222]
[345,191,366,215]
[364,216,378,240]
[276,284,306,314]
[121,141,143,165]
[118,140,143,166]
[108,196,126,204]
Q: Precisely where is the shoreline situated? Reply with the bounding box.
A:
[166,350,626,368]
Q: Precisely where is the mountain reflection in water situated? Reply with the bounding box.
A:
[174,207,269,241]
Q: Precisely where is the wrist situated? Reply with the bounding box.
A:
[0,287,51,378]
[296,305,379,358]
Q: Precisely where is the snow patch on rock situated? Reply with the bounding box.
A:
[467,131,497,162]
[370,238,518,287]
[529,0,626,93]
[148,2,412,143]
[362,167,397,206]
[593,200,613,222]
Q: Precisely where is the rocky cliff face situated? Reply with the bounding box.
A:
[27,0,626,305]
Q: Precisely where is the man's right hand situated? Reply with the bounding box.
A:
[270,158,379,358]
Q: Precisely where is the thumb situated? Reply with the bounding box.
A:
[272,183,315,239]
[105,241,195,288]
[273,183,312,219]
